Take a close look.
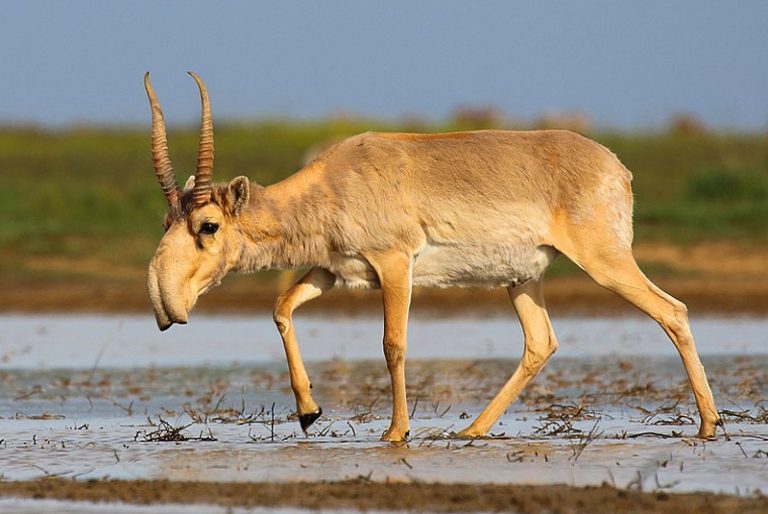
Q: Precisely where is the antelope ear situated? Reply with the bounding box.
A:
[183,175,195,192]
[227,176,250,216]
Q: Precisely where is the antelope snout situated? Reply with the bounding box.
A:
[172,313,188,324]
[155,291,191,331]
[159,311,188,331]
[148,257,193,331]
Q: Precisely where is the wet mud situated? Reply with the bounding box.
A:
[0,315,767,512]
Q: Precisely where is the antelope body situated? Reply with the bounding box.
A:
[145,73,721,442]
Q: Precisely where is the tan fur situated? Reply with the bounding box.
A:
[148,126,720,442]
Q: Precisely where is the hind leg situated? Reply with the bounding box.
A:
[457,278,558,438]
[564,246,720,439]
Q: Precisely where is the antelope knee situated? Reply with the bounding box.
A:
[662,301,692,344]
[383,335,406,368]
[522,336,558,373]
[272,303,292,336]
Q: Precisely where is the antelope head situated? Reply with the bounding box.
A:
[144,72,252,330]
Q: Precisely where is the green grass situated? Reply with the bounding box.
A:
[0,123,766,280]
[596,132,768,242]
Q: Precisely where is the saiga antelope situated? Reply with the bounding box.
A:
[145,72,721,442]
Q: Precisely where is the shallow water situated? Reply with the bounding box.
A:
[1,313,766,368]
[0,498,406,514]
[0,313,766,500]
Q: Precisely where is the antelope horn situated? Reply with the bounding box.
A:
[188,71,214,206]
[143,72,181,208]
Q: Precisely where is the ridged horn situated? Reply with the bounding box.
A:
[143,72,181,208]
[188,71,214,206]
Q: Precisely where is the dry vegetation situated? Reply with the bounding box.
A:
[2,347,767,511]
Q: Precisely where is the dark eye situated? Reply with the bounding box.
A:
[200,222,219,235]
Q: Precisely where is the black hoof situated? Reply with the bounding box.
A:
[299,408,322,432]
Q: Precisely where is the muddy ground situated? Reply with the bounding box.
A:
[1,313,767,512]
[2,478,768,514]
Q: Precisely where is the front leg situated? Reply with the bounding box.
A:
[366,251,413,442]
[273,267,335,432]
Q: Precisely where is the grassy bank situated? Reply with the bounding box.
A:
[0,121,766,304]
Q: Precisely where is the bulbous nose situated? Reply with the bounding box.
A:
[158,314,187,331]
[169,312,189,325]
[148,248,191,331]
[158,297,190,330]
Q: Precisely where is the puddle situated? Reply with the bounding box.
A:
[0,313,766,501]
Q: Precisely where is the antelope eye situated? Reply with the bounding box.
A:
[200,222,219,235]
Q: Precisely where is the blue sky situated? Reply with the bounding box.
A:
[2,1,767,129]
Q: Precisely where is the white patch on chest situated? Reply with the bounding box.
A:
[327,253,379,289]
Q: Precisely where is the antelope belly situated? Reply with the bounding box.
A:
[412,243,558,288]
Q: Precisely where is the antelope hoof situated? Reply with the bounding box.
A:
[454,426,486,440]
[299,407,323,433]
[381,427,410,443]
[697,419,720,441]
